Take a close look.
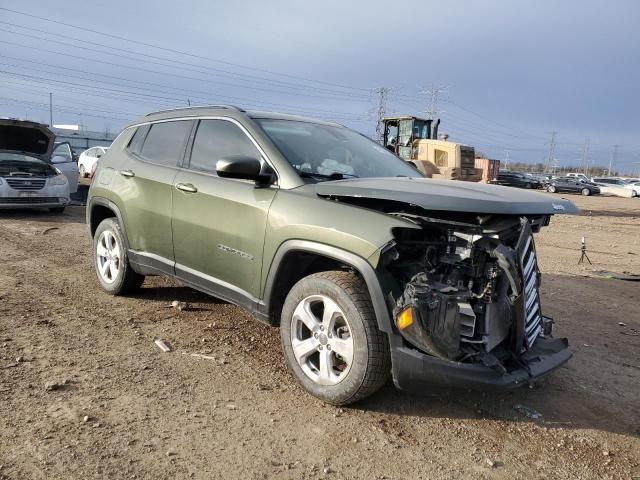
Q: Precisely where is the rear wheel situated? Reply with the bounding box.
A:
[525,183,532,189]
[93,218,144,295]
[581,188,591,196]
[547,185,557,193]
[280,271,390,405]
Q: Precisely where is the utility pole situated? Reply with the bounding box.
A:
[421,84,448,119]
[503,149,510,170]
[373,87,389,143]
[49,92,53,127]
[608,145,619,176]
[545,131,557,173]
[581,136,590,175]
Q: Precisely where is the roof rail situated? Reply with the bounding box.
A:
[144,105,244,117]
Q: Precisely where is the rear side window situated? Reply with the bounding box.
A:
[188,119,261,174]
[127,126,148,154]
[139,120,192,166]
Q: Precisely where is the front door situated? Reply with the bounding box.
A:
[171,119,277,301]
[51,142,79,193]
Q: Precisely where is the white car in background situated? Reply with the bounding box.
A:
[593,177,639,197]
[78,146,109,178]
[0,119,77,213]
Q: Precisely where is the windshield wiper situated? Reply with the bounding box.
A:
[298,171,358,180]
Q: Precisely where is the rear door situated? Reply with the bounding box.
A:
[171,118,277,301]
[119,120,194,265]
[51,142,79,193]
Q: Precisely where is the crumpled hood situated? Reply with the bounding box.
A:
[0,119,55,162]
[312,177,579,215]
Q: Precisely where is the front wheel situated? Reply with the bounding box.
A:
[280,271,390,405]
[93,218,144,295]
[547,185,557,193]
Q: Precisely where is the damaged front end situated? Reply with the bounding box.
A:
[380,211,571,390]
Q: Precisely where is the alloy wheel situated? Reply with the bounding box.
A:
[290,295,354,386]
[96,230,122,284]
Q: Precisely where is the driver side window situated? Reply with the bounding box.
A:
[188,119,262,175]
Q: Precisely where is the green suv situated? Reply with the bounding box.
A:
[87,105,577,405]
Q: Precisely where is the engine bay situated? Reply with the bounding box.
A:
[383,211,551,371]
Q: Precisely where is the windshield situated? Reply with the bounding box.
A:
[255,119,421,181]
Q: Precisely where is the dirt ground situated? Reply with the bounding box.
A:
[0,193,638,479]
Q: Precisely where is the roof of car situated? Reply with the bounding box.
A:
[126,105,340,128]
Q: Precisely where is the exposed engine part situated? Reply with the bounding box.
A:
[387,213,548,368]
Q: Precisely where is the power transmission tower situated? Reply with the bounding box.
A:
[545,131,557,173]
[373,87,389,143]
[503,149,510,170]
[581,136,590,174]
[421,84,448,119]
[608,145,619,176]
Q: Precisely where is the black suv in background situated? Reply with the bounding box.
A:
[490,172,542,189]
[545,177,600,196]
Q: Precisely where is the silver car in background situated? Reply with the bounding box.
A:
[0,119,77,213]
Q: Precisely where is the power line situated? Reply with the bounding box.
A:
[0,6,372,94]
[0,20,372,97]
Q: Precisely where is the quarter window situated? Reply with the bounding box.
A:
[188,119,261,174]
[139,121,192,167]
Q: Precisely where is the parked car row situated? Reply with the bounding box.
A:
[489,170,640,198]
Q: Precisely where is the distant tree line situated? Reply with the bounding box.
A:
[475,153,635,177]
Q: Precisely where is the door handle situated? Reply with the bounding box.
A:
[176,183,198,193]
[119,169,135,178]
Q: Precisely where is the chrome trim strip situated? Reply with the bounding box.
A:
[175,262,260,304]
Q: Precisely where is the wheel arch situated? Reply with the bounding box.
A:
[87,197,130,251]
[261,240,394,334]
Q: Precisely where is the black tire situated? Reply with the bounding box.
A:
[93,217,144,295]
[49,206,65,213]
[280,271,390,405]
[79,164,86,178]
[547,185,557,193]
[581,188,591,196]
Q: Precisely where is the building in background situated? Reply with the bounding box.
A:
[53,125,116,154]
[475,157,501,183]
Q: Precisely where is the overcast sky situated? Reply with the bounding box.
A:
[1,0,639,171]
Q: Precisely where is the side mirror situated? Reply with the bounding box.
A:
[96,152,103,159]
[216,156,263,181]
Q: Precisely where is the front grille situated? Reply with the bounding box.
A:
[5,177,47,191]
[520,234,542,348]
[1,197,59,204]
